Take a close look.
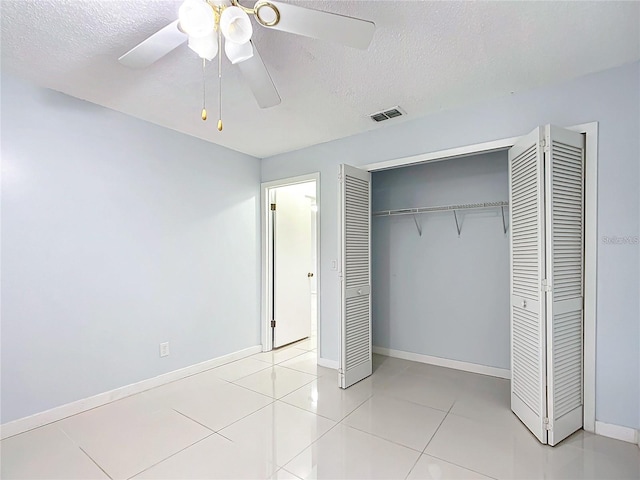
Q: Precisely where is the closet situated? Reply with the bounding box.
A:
[371,151,510,375]
[338,124,585,447]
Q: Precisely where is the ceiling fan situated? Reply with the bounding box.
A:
[119,0,375,130]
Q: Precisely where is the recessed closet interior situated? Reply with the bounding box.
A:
[371,151,510,374]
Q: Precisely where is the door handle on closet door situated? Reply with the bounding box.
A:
[357,289,363,295]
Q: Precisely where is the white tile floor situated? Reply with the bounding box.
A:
[2,342,639,480]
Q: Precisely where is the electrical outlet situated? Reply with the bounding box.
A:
[159,342,170,357]
[331,260,338,271]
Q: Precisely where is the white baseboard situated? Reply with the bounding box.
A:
[317,357,339,370]
[373,346,511,379]
[595,421,639,444]
[0,345,262,440]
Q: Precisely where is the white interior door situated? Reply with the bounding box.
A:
[509,127,548,443]
[544,125,585,446]
[310,209,318,294]
[509,125,585,445]
[339,164,372,389]
[273,182,313,348]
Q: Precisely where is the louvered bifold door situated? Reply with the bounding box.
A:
[509,127,548,444]
[544,125,585,446]
[339,164,372,389]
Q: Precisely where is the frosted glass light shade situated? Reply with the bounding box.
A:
[220,6,253,44]
[224,39,253,64]
[179,0,215,38]
[188,33,218,61]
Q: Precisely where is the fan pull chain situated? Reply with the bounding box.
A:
[217,29,223,131]
[201,58,207,121]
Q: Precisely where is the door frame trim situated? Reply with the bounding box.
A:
[361,122,598,434]
[261,173,321,353]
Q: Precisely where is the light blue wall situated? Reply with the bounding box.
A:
[261,62,640,430]
[372,152,510,369]
[1,75,262,423]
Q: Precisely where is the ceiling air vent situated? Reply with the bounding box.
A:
[369,106,405,123]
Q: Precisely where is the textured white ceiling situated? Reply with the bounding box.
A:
[2,1,639,158]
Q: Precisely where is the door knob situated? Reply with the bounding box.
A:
[307,273,314,277]
[522,299,527,308]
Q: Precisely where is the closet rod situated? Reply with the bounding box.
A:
[373,201,510,237]
[372,201,509,217]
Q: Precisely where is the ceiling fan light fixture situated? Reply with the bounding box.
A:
[220,6,253,44]
[225,39,254,64]
[188,33,218,60]
[179,0,215,38]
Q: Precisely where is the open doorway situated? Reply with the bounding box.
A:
[262,174,320,354]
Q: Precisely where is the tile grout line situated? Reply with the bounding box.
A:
[232,408,343,472]
[342,382,454,453]
[171,408,216,433]
[276,362,329,377]
[416,397,499,479]
[246,372,319,402]
[269,362,322,379]
[338,422,425,455]
[403,393,460,480]
[278,388,373,424]
[240,350,332,471]
[251,350,310,367]
[420,402,454,455]
[226,373,289,399]
[336,385,431,454]
[215,400,277,434]
[279,466,304,479]
[125,432,217,480]
[216,362,273,383]
[422,451,500,480]
[274,398,338,423]
[374,390,454,415]
[213,430,234,442]
[56,424,113,480]
[336,395,375,424]
[78,446,114,480]
[277,420,344,470]
[403,450,424,480]
[229,358,319,392]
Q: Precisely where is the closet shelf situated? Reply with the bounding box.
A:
[372,201,509,237]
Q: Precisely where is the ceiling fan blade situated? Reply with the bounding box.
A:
[119,20,186,68]
[237,41,281,109]
[257,1,375,50]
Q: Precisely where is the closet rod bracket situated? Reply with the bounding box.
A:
[453,210,462,237]
[412,214,422,236]
[501,206,508,235]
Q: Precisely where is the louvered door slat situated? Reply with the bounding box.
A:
[545,125,585,446]
[339,164,372,389]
